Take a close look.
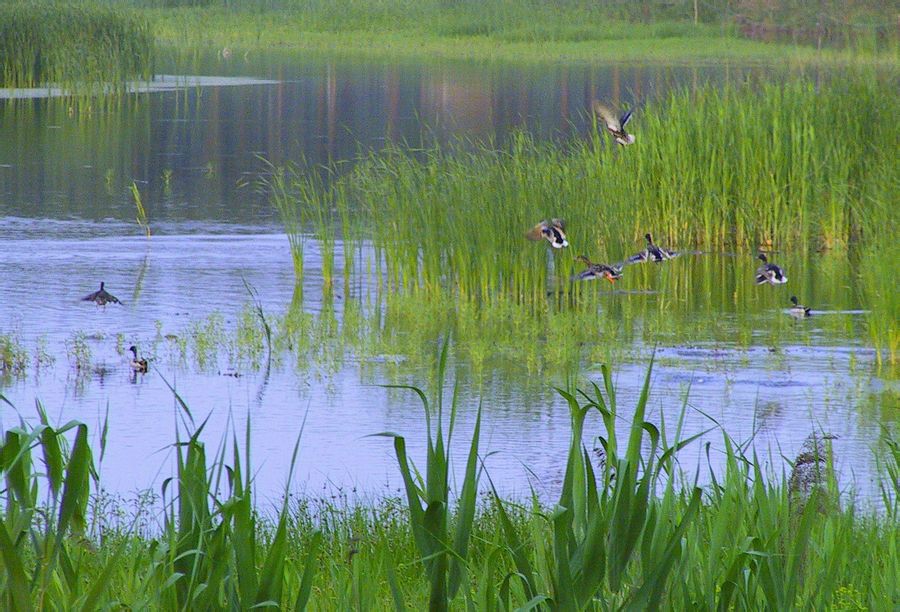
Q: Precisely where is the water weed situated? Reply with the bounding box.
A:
[1,360,896,608]
[273,74,898,365]
[0,0,153,89]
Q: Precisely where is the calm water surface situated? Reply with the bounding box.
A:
[0,54,891,503]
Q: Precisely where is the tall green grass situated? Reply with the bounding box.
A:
[1,359,897,608]
[0,0,153,89]
[272,74,898,364]
[141,0,898,55]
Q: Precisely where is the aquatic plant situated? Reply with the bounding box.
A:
[0,0,154,89]
[0,330,28,376]
[273,73,898,364]
[1,361,896,608]
[129,181,151,238]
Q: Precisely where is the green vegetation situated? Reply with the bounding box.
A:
[1,360,897,608]
[0,0,153,89]
[270,73,899,368]
[148,3,896,65]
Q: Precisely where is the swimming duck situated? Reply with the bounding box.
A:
[526,219,568,249]
[789,296,811,317]
[755,253,787,285]
[574,255,622,283]
[626,233,677,264]
[82,282,121,306]
[593,101,635,146]
[128,345,148,373]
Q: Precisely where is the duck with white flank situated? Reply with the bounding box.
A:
[626,233,678,264]
[789,296,811,317]
[755,253,788,285]
[128,345,148,373]
[526,219,568,249]
[82,282,121,306]
[593,101,635,146]
[573,255,623,283]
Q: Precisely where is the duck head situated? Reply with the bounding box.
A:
[757,253,768,263]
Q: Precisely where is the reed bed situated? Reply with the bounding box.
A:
[1,359,897,608]
[0,0,153,89]
[271,74,897,363]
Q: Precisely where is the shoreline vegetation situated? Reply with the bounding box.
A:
[0,1,153,89]
[1,359,897,609]
[269,75,899,369]
[148,3,898,66]
[2,0,897,90]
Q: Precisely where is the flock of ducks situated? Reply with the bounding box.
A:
[527,220,810,317]
[78,100,809,379]
[526,102,812,318]
[81,282,149,372]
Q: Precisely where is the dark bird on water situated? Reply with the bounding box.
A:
[82,282,121,306]
[593,101,635,146]
[789,296,811,317]
[626,233,678,264]
[526,219,568,249]
[755,253,788,285]
[573,255,623,283]
[128,345,148,373]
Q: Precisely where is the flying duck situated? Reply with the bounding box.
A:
[573,255,623,283]
[755,253,787,285]
[526,219,568,249]
[626,233,678,264]
[82,282,121,306]
[593,101,635,146]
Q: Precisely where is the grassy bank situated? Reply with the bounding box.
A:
[148,4,897,65]
[0,1,153,88]
[0,360,897,609]
[139,0,898,64]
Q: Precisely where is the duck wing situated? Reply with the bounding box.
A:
[592,101,621,132]
[620,109,633,128]
[525,222,548,241]
[624,251,648,265]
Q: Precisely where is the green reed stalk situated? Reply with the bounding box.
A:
[130,181,151,238]
[370,339,482,610]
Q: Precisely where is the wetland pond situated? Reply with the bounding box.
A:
[0,53,893,504]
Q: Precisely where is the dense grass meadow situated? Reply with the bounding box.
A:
[2,0,895,87]
[269,72,899,369]
[1,359,898,609]
[0,1,153,88]
[147,0,898,64]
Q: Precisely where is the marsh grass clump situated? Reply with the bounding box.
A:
[0,0,154,89]
[0,330,29,376]
[273,74,897,366]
